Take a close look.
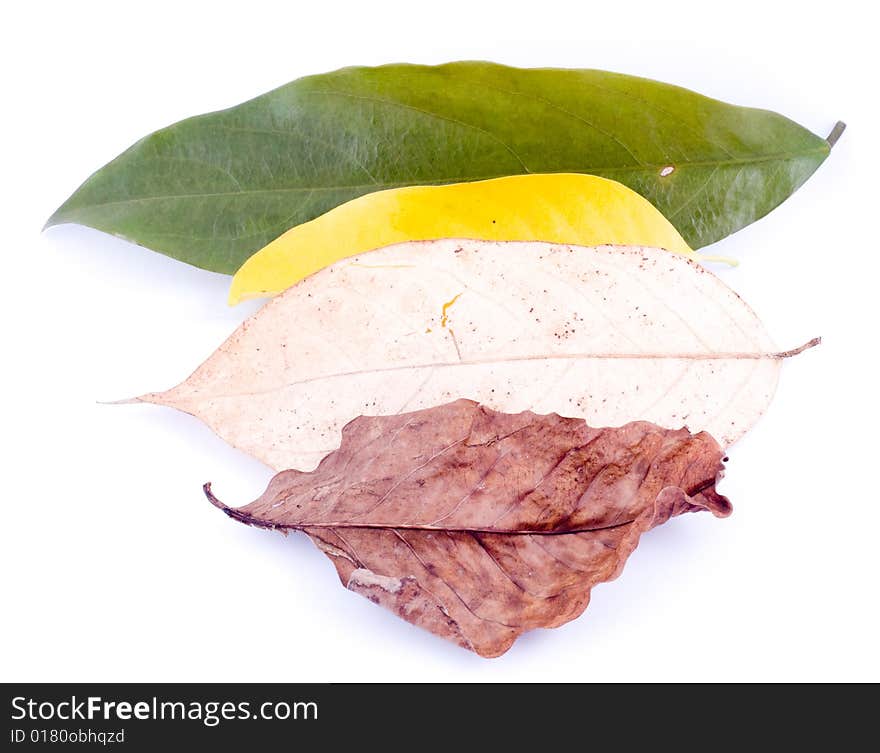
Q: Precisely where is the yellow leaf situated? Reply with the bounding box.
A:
[228,173,694,304]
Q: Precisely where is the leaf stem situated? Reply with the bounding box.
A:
[203,482,286,531]
[826,121,846,147]
[695,252,740,267]
[773,337,821,358]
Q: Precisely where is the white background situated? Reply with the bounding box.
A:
[3,0,878,682]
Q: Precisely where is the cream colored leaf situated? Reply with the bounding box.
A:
[140,240,814,471]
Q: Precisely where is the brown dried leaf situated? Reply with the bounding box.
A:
[206,399,731,657]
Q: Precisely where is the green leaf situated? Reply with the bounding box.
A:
[47,62,839,274]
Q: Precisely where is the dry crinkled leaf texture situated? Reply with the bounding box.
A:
[142,240,811,471]
[206,399,731,657]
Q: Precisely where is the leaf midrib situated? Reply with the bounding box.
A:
[165,347,791,405]
[54,147,828,217]
[219,500,642,536]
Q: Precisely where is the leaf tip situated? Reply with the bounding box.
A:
[97,396,144,406]
[43,192,80,231]
[227,282,268,306]
[701,487,733,518]
[42,209,65,232]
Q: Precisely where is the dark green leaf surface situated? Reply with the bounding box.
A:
[47,62,835,274]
